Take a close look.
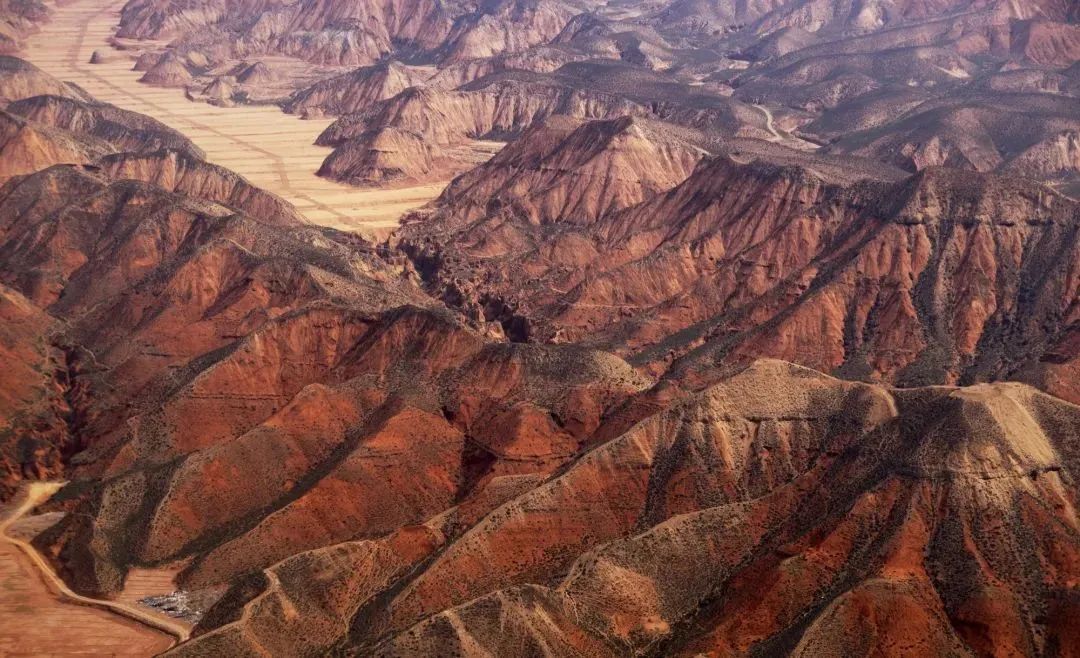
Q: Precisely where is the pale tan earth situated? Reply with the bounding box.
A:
[19,0,477,235]
[0,482,177,656]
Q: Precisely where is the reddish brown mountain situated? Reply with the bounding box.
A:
[90,0,1079,205]
[0,283,66,499]
[0,56,401,497]
[96,149,305,225]
[2,1,1079,656]
[0,55,90,105]
[823,92,1080,183]
[0,110,111,181]
[7,93,203,157]
[0,0,49,54]
[284,61,429,117]
[167,360,1080,657]
[401,126,1080,405]
[423,116,708,229]
[116,0,585,71]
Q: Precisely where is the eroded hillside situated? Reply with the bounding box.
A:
[1,0,1078,654]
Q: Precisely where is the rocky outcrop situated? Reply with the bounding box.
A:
[0,0,49,55]
[116,0,292,40]
[138,52,194,87]
[131,51,160,72]
[96,149,306,225]
[1011,19,1080,67]
[1005,129,1080,181]
[320,63,760,147]
[739,26,821,60]
[234,60,274,85]
[116,0,577,73]
[262,0,456,66]
[424,115,708,230]
[0,55,90,105]
[0,110,112,181]
[317,125,451,186]
[735,46,978,110]
[6,94,204,158]
[284,61,428,117]
[434,0,578,65]
[825,93,1080,180]
[198,76,235,106]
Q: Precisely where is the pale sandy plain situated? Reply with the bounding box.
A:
[20,0,496,235]
[0,483,181,656]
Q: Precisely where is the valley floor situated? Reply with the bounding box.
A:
[0,483,178,656]
[21,0,454,235]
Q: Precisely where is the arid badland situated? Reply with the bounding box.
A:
[0,0,1079,655]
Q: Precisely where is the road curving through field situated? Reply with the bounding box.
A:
[0,482,187,652]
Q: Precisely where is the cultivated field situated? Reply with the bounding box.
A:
[21,0,455,235]
[0,486,176,656]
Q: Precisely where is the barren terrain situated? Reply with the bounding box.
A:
[1,0,1077,655]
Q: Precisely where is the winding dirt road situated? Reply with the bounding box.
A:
[0,482,186,653]
[753,103,783,141]
[753,103,819,151]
